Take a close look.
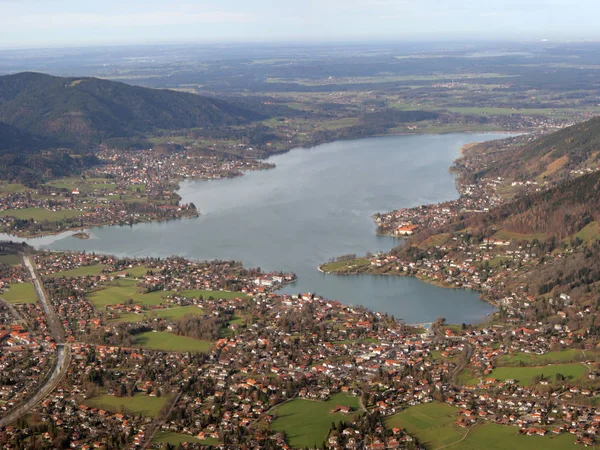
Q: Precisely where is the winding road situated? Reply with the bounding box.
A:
[0,253,71,428]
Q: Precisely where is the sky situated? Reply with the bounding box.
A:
[0,0,598,48]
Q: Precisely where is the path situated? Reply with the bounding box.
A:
[141,390,183,449]
[434,423,476,450]
[0,253,71,428]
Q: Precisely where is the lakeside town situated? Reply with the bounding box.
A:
[0,145,273,237]
[0,240,599,449]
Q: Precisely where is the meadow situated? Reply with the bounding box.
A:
[0,207,84,221]
[1,282,37,304]
[271,393,360,449]
[134,331,212,353]
[84,392,169,418]
[112,305,204,323]
[320,258,370,273]
[487,364,588,386]
[152,431,220,446]
[386,402,580,450]
[497,349,595,366]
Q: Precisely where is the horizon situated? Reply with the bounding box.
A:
[2,0,600,49]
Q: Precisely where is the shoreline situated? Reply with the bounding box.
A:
[317,134,514,321]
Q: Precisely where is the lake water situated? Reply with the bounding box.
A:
[8,133,507,324]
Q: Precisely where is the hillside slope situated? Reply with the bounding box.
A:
[0,72,264,149]
[461,117,600,185]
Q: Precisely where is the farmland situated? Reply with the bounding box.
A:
[111,305,204,323]
[386,402,580,450]
[1,282,37,304]
[271,393,360,449]
[0,208,84,221]
[84,392,169,418]
[134,331,212,353]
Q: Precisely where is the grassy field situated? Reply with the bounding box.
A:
[320,117,360,130]
[1,282,37,304]
[497,350,594,366]
[271,393,360,449]
[109,265,151,277]
[44,263,108,278]
[177,289,249,300]
[45,177,116,194]
[492,229,549,243]
[87,281,171,307]
[134,331,212,353]
[320,258,370,273]
[84,392,168,417]
[0,207,84,221]
[88,280,247,309]
[387,402,463,448]
[486,363,588,386]
[444,422,580,450]
[0,183,32,193]
[0,254,21,266]
[113,305,205,323]
[418,233,452,249]
[386,402,580,450]
[568,221,600,245]
[152,431,220,446]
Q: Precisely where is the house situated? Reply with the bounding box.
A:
[395,224,419,236]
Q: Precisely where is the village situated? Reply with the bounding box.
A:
[0,145,273,237]
[0,246,598,449]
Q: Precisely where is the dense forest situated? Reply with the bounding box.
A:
[462,170,600,239]
[473,117,600,183]
[0,72,267,149]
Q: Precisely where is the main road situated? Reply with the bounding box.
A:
[0,253,71,428]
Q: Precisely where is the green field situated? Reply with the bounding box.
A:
[152,431,220,446]
[320,258,370,273]
[113,305,205,323]
[486,363,588,386]
[492,229,549,243]
[271,393,360,449]
[134,331,212,353]
[386,402,463,448]
[1,282,37,304]
[87,281,171,307]
[44,263,108,278]
[88,280,247,309]
[320,117,360,130]
[176,289,249,300]
[445,423,580,450]
[45,177,116,193]
[0,183,32,194]
[0,207,84,221]
[568,221,600,245]
[387,402,580,450]
[497,350,593,366]
[84,392,168,417]
[109,265,151,277]
[0,254,21,266]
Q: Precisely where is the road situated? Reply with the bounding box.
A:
[0,253,71,428]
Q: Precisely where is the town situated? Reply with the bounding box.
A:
[0,145,273,237]
[0,239,598,449]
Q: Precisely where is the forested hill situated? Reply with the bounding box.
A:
[470,116,600,184]
[0,72,264,149]
[469,170,600,240]
[408,169,600,250]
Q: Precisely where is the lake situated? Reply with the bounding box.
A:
[12,133,508,324]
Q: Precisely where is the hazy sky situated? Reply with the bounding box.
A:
[1,0,597,48]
